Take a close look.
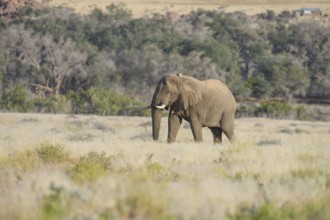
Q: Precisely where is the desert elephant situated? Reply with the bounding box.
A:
[151,73,236,144]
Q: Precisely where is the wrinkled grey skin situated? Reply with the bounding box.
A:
[151,74,236,144]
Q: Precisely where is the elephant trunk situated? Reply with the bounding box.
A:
[152,107,162,141]
[151,84,162,141]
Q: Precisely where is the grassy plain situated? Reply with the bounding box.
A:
[0,113,329,219]
[49,0,330,16]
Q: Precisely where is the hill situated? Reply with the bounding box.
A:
[49,0,330,16]
[0,0,42,18]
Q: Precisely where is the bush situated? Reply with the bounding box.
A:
[236,103,257,118]
[36,142,71,164]
[0,150,38,174]
[236,102,310,120]
[0,84,33,112]
[295,105,307,120]
[32,95,72,114]
[0,85,72,114]
[255,101,293,118]
[39,185,75,220]
[67,87,148,116]
[230,195,330,220]
[114,174,171,220]
[0,85,148,116]
[229,202,295,220]
[68,151,113,184]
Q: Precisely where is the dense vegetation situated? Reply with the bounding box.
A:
[0,4,329,116]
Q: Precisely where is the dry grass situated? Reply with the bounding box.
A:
[0,112,329,219]
[48,0,330,16]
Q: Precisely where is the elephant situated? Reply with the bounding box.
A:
[151,73,236,144]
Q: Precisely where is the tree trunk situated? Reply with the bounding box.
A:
[55,74,64,96]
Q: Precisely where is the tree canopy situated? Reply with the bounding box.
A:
[0,3,329,115]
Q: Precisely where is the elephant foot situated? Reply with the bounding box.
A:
[213,139,222,144]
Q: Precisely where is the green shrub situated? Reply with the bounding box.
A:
[146,162,168,176]
[36,142,71,164]
[0,85,71,114]
[0,85,148,116]
[20,117,39,123]
[236,104,257,118]
[294,128,309,134]
[0,150,38,173]
[64,119,88,132]
[93,122,116,133]
[114,174,171,220]
[67,132,96,142]
[236,105,249,118]
[291,168,324,179]
[39,185,75,220]
[230,195,330,220]
[235,102,315,120]
[299,195,330,220]
[229,202,295,220]
[257,138,281,146]
[32,95,72,114]
[255,101,293,118]
[0,84,33,112]
[295,105,307,120]
[233,171,260,181]
[68,151,113,184]
[278,127,293,134]
[67,87,148,116]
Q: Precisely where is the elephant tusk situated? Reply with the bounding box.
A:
[155,104,166,109]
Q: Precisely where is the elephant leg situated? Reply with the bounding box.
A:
[210,127,222,144]
[221,114,236,143]
[167,114,182,143]
[190,119,203,142]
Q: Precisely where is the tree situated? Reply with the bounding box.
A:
[175,8,214,41]
[268,23,292,54]
[114,44,168,101]
[287,21,330,98]
[182,50,220,80]
[1,25,88,96]
[307,39,330,97]
[247,75,271,99]
[254,54,310,99]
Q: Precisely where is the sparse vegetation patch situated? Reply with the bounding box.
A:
[0,114,329,219]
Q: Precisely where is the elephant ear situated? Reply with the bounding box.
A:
[177,77,203,110]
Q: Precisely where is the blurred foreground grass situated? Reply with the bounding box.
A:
[0,113,329,219]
